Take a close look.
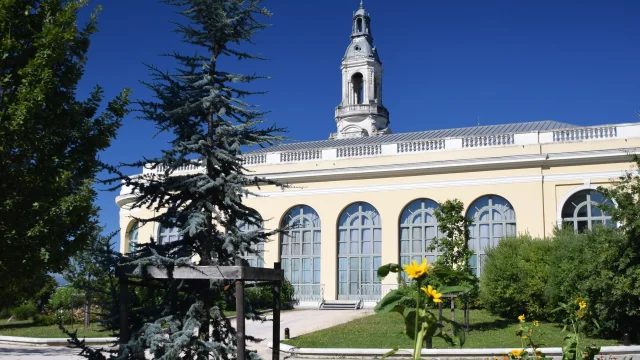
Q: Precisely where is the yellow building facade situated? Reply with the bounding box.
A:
[115,3,640,307]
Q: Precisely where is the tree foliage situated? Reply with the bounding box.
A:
[0,0,131,307]
[430,199,473,270]
[87,1,285,358]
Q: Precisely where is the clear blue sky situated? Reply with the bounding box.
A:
[77,0,640,247]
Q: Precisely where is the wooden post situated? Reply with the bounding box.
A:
[235,258,246,360]
[450,297,455,322]
[118,275,130,355]
[84,297,90,329]
[272,262,281,360]
[438,301,443,325]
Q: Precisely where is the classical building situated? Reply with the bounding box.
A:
[116,2,640,307]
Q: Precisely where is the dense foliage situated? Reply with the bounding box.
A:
[0,0,130,309]
[479,235,554,319]
[481,225,640,338]
[547,227,639,337]
[76,0,286,358]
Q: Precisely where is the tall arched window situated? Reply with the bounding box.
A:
[238,219,264,268]
[351,73,364,105]
[158,225,182,245]
[561,190,614,232]
[281,206,322,301]
[467,195,516,276]
[128,221,139,254]
[356,18,363,32]
[400,199,442,268]
[338,202,381,301]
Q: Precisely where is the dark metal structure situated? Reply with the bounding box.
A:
[117,261,284,360]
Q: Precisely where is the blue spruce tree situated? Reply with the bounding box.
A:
[96,1,285,359]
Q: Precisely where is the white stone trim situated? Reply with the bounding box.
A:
[253,170,629,198]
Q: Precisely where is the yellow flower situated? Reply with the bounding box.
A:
[509,349,525,357]
[575,296,583,304]
[521,335,528,340]
[518,314,526,323]
[403,258,433,279]
[579,301,587,310]
[422,285,443,303]
[577,310,585,318]
[533,320,539,327]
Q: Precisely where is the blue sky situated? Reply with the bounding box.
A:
[77,0,640,246]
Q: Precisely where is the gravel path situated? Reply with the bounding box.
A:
[0,309,372,360]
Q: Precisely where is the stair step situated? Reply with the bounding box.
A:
[319,300,360,310]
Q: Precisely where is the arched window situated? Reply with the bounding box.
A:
[351,73,364,104]
[467,195,516,276]
[561,190,614,232]
[338,202,381,301]
[356,18,363,32]
[158,225,182,245]
[128,221,139,254]
[281,206,322,301]
[400,199,442,268]
[238,219,264,268]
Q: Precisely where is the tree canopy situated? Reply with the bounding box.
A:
[0,0,130,308]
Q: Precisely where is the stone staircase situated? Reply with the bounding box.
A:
[318,299,360,310]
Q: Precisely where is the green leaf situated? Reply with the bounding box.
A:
[438,285,471,295]
[377,263,402,280]
[439,317,467,347]
[380,346,399,360]
[374,289,408,314]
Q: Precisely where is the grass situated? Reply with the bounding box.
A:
[0,319,112,338]
[284,309,622,349]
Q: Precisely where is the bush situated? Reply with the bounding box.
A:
[10,302,38,320]
[48,286,79,311]
[231,278,295,312]
[33,313,58,326]
[479,235,554,320]
[546,226,640,337]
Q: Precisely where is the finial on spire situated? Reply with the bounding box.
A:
[360,0,364,9]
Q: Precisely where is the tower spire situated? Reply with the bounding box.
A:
[360,0,364,9]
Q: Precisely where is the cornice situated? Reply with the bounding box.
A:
[256,148,637,183]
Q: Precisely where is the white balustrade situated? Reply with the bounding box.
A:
[397,139,445,153]
[553,126,617,142]
[462,134,515,148]
[242,154,267,165]
[280,150,322,163]
[155,161,203,174]
[336,144,382,158]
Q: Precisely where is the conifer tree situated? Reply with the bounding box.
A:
[100,0,285,359]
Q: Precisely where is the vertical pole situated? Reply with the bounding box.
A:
[119,275,130,355]
[84,296,90,329]
[273,262,282,360]
[465,300,469,333]
[235,258,245,360]
[450,297,455,322]
[438,302,443,325]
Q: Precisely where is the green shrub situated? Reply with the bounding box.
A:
[33,313,58,326]
[479,235,554,320]
[48,286,79,310]
[10,302,38,320]
[234,278,295,311]
[0,308,10,319]
[546,226,640,337]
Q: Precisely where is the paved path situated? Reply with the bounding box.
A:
[234,309,372,359]
[0,309,372,360]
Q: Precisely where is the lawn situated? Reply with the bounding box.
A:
[0,320,113,338]
[284,309,622,349]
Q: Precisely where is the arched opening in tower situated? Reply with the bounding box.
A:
[351,73,364,104]
[356,18,363,32]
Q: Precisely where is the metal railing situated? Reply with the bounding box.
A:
[292,284,324,303]
[357,283,382,302]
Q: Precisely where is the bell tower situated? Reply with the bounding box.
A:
[331,1,390,139]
